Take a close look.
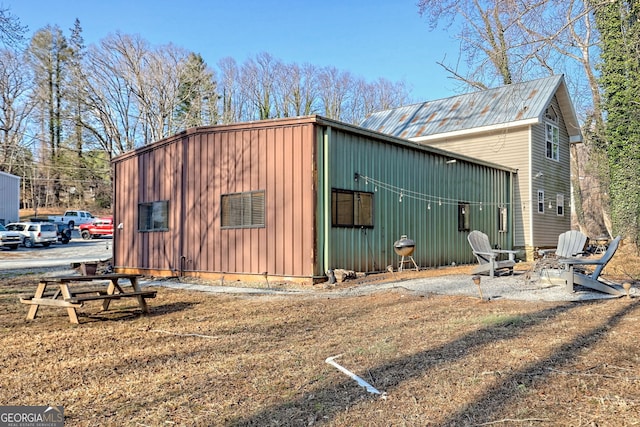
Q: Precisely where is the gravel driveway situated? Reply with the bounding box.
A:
[0,234,112,273]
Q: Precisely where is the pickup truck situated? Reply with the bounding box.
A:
[79,217,114,239]
[48,210,95,229]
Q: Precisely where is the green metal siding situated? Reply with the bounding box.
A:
[319,125,514,272]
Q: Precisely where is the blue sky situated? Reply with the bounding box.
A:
[4,0,462,102]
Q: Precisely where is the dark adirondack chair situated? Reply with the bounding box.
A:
[559,235,624,296]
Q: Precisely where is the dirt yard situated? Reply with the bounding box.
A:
[1,251,639,426]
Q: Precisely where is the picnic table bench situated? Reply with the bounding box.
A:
[19,274,156,324]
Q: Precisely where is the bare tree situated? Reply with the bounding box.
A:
[0,6,27,48]
[218,57,245,124]
[317,66,353,120]
[240,52,280,120]
[0,48,34,174]
[80,33,203,155]
[417,0,612,237]
[273,62,320,118]
[80,35,144,156]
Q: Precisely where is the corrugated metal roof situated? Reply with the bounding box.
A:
[360,75,569,140]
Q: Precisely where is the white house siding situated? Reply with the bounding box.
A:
[411,126,531,249]
[0,172,20,225]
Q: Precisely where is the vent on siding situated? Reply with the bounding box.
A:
[221,190,265,228]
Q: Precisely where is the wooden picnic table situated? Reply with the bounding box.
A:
[19,273,156,324]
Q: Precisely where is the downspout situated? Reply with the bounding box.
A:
[179,136,187,276]
[112,162,118,270]
[510,170,516,250]
[323,126,332,274]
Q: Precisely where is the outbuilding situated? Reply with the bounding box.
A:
[112,116,515,283]
[361,75,582,258]
[0,171,20,225]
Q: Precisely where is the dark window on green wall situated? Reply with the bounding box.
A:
[332,189,373,227]
[139,201,169,231]
[458,202,470,232]
[221,190,265,228]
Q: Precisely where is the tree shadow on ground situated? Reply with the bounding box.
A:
[227,300,639,426]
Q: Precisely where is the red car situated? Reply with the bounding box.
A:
[79,217,114,239]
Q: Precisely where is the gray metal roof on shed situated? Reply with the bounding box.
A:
[360,75,582,143]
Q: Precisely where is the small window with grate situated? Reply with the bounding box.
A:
[221,190,265,228]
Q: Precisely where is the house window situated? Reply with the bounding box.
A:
[221,190,265,228]
[537,190,545,213]
[139,201,169,231]
[546,123,559,161]
[331,189,373,227]
[458,202,470,232]
[556,194,564,216]
[498,207,508,232]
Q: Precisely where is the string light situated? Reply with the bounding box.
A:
[357,173,516,207]
[356,173,561,209]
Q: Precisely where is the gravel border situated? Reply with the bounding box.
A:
[142,271,636,302]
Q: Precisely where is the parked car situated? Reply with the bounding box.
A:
[55,222,72,244]
[0,223,21,250]
[48,210,95,229]
[79,217,114,239]
[6,222,58,248]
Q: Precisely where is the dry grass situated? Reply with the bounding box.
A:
[1,246,640,426]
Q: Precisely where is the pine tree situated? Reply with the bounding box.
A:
[174,52,218,130]
[27,25,71,206]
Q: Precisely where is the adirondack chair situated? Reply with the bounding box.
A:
[539,230,588,260]
[467,230,518,278]
[558,235,624,296]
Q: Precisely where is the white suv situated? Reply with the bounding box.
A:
[6,222,58,248]
[0,224,21,250]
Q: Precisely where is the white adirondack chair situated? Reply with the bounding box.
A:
[467,230,518,278]
[538,230,588,260]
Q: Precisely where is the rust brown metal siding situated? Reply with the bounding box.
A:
[113,120,317,279]
[113,138,184,273]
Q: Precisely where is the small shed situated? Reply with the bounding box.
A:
[112,116,516,283]
[0,171,20,225]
